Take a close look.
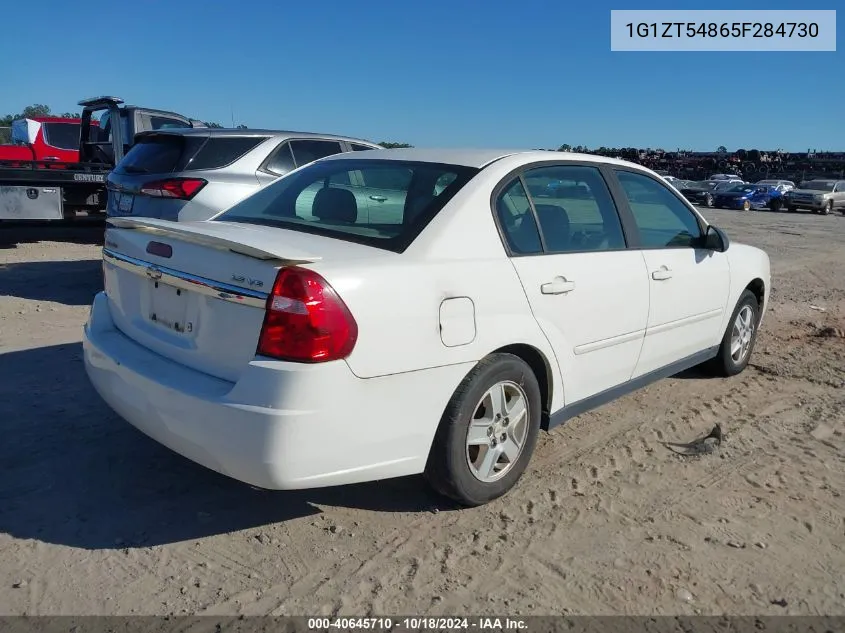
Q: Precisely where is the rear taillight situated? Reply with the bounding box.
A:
[257,267,358,363]
[139,178,207,200]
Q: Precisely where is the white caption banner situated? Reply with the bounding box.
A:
[611,10,836,51]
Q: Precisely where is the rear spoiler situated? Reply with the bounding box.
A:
[106,217,322,263]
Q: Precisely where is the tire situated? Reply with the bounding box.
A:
[424,353,542,506]
[704,194,714,208]
[821,200,833,215]
[742,200,751,212]
[709,289,760,377]
[769,198,782,212]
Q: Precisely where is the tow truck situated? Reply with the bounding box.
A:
[0,96,203,222]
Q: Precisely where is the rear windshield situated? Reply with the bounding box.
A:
[42,122,82,150]
[115,134,267,175]
[214,158,479,252]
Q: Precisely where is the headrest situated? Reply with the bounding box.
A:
[312,187,358,223]
[533,204,571,251]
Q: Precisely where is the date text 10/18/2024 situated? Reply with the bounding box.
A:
[307,618,528,631]
[610,9,836,52]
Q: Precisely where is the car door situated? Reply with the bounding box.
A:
[611,168,731,378]
[351,165,412,223]
[498,164,650,406]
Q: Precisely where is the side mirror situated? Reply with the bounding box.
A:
[704,225,730,252]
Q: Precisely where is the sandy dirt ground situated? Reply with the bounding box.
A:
[1,209,843,616]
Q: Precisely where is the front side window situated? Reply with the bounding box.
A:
[614,170,703,248]
[215,159,478,251]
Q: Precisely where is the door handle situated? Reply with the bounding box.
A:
[541,277,576,295]
[651,266,673,281]
[369,195,387,202]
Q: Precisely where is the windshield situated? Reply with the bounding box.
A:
[800,181,835,191]
[215,158,479,252]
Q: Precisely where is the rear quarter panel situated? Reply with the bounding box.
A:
[179,178,262,221]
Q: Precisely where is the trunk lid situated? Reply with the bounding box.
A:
[102,218,383,382]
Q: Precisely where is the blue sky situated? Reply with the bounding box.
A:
[1,0,841,151]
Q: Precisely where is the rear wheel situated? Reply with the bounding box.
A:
[709,289,760,377]
[424,353,542,506]
[704,193,714,208]
[821,200,833,215]
[769,198,782,212]
[742,200,751,211]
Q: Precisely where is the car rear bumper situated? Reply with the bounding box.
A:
[83,291,471,490]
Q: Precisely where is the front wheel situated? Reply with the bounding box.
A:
[820,200,833,215]
[704,193,714,208]
[742,200,751,212]
[769,198,782,212]
[424,353,542,506]
[709,289,760,377]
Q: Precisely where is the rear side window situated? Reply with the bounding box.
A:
[289,139,344,166]
[184,136,267,170]
[215,158,479,252]
[352,143,377,151]
[522,165,626,252]
[262,143,296,175]
[495,179,542,255]
[42,122,81,150]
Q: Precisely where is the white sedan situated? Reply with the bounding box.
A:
[83,148,771,506]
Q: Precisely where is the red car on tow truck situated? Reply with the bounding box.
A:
[0,116,99,165]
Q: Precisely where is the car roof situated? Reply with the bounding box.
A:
[318,147,647,169]
[138,127,378,145]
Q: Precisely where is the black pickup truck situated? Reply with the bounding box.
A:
[0,96,203,222]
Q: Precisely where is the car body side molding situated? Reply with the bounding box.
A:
[546,345,720,431]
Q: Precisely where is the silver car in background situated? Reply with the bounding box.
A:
[756,179,796,193]
[105,129,381,222]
